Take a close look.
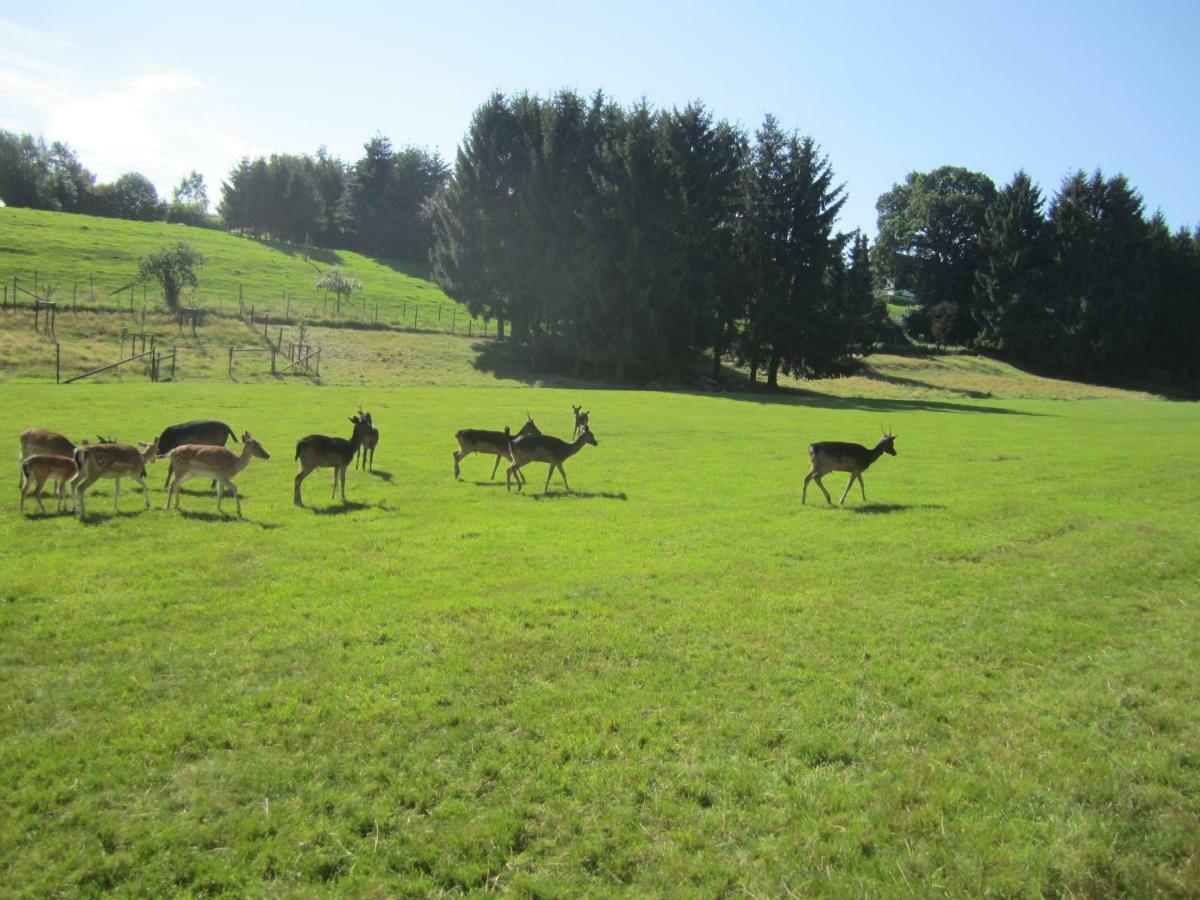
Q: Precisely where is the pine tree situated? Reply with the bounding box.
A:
[974,171,1053,359]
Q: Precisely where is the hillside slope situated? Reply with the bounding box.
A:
[0,207,478,328]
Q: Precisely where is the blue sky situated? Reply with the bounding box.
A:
[1,1,1196,237]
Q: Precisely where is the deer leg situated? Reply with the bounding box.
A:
[802,470,814,504]
[453,449,466,479]
[813,474,833,506]
[163,460,174,490]
[112,477,120,512]
[839,474,857,506]
[339,465,348,503]
[294,468,312,507]
[490,453,503,480]
[858,473,867,502]
[556,463,570,494]
[216,480,224,514]
[72,472,98,519]
[224,480,241,518]
[130,474,149,510]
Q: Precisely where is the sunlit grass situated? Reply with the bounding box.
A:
[1,378,1197,895]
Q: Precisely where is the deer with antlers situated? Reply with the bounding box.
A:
[571,405,589,439]
[802,429,898,506]
[294,412,372,507]
[354,409,379,471]
[71,440,160,519]
[505,424,599,494]
[453,414,540,483]
[165,432,270,517]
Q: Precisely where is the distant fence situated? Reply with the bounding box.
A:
[3,268,494,337]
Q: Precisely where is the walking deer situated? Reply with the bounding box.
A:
[165,432,270,517]
[294,413,372,507]
[802,431,898,506]
[156,419,239,489]
[505,424,599,494]
[354,409,379,471]
[453,414,540,482]
[572,405,589,439]
[19,454,78,514]
[71,440,160,519]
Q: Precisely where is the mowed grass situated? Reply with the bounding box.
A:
[1,380,1198,895]
[0,207,480,329]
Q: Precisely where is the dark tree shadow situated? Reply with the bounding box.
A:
[468,343,1050,416]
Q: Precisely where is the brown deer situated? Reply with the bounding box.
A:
[165,432,270,517]
[572,405,589,439]
[453,414,540,483]
[156,419,239,489]
[294,413,372,507]
[18,428,77,496]
[354,409,379,471]
[71,440,160,519]
[506,424,599,494]
[19,454,79,514]
[802,431,898,506]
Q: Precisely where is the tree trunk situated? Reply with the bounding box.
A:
[497,318,506,340]
[767,355,780,389]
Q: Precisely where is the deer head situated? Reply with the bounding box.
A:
[242,431,271,460]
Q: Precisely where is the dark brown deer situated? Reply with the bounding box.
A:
[802,431,898,506]
[506,424,599,494]
[294,413,371,507]
[354,409,379,471]
[165,432,270,517]
[572,405,589,439]
[453,414,540,482]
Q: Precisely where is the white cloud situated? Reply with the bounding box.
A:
[0,18,253,208]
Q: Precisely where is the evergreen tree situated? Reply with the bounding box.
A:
[973,170,1053,359]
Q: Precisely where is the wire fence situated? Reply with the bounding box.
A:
[1,269,494,336]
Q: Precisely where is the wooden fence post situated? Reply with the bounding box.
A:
[56,342,60,384]
[228,346,234,377]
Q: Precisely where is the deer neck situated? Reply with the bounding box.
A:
[563,434,591,460]
[231,444,257,475]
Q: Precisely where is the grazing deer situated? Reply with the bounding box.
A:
[156,419,239,489]
[71,440,159,519]
[294,413,372,507]
[355,409,380,471]
[572,405,589,439]
[506,424,599,494]
[453,414,541,483]
[165,432,270,517]
[19,454,78,514]
[803,431,898,506]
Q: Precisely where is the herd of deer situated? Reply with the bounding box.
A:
[17,399,899,518]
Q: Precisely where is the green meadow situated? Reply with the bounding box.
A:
[0,207,481,330]
[2,369,1198,894]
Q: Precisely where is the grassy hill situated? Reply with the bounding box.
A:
[0,207,481,330]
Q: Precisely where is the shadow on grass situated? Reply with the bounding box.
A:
[846,503,946,515]
[306,500,378,516]
[177,509,281,529]
[468,342,1051,415]
[76,510,152,526]
[366,469,394,483]
[524,490,629,502]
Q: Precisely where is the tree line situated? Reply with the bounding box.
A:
[875,165,1200,392]
[0,129,448,261]
[429,90,883,383]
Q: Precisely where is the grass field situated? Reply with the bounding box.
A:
[2,370,1198,894]
[0,207,482,330]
